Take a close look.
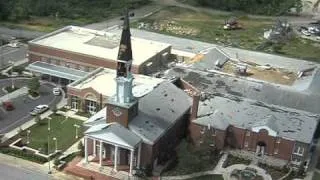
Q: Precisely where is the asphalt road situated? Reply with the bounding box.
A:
[0,163,49,180]
[84,4,162,31]
[0,78,61,134]
[0,44,27,70]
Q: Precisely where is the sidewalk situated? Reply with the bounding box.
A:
[0,153,82,180]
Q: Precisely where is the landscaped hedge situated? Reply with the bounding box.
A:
[0,147,47,164]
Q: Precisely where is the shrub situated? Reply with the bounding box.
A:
[53,158,60,166]
[0,147,47,163]
[12,66,25,75]
[78,141,84,157]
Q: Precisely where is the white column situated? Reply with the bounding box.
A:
[84,137,88,163]
[99,141,103,166]
[129,149,134,176]
[137,143,141,167]
[93,140,96,157]
[114,146,118,171]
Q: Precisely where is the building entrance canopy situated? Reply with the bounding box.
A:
[26,61,89,81]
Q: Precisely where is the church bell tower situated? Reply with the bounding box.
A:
[106,9,138,127]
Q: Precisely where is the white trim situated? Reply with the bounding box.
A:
[251,126,277,137]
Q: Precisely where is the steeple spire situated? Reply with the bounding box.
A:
[114,8,134,104]
[117,8,133,78]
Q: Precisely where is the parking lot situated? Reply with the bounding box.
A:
[0,78,61,134]
[0,43,27,70]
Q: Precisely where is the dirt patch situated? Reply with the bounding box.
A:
[222,60,297,85]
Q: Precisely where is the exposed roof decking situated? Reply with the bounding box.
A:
[164,67,320,114]
[69,68,164,98]
[30,26,171,66]
[194,94,319,143]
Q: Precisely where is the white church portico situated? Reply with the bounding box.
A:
[84,122,142,175]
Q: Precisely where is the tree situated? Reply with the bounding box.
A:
[78,141,84,157]
[35,114,42,125]
[51,104,58,115]
[28,77,40,97]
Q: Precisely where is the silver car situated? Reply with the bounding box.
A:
[30,105,49,116]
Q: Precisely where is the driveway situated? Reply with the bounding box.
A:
[0,78,61,134]
[0,43,27,70]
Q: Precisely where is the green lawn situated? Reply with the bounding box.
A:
[313,171,320,180]
[223,154,251,168]
[26,114,84,154]
[162,140,221,176]
[186,174,224,180]
[133,6,320,62]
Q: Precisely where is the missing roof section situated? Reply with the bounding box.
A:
[85,36,118,49]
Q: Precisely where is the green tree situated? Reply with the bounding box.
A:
[35,114,42,125]
[51,104,58,115]
[78,141,84,157]
[28,77,40,97]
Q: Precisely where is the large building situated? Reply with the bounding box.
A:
[164,67,320,170]
[26,25,171,84]
[67,67,163,114]
[82,12,193,176]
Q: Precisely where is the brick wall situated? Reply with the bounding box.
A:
[28,44,141,74]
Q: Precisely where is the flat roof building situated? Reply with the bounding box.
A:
[27,26,171,84]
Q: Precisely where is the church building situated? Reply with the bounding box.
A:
[82,10,192,176]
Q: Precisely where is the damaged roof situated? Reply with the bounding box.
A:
[129,81,192,144]
[164,67,320,114]
[85,81,192,145]
[193,93,320,143]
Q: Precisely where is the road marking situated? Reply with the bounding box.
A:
[143,12,153,17]
[0,48,20,56]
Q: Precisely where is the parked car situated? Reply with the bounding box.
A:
[30,105,49,115]
[301,30,311,36]
[2,101,14,111]
[52,87,61,96]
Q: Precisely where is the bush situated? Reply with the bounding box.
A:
[12,66,25,75]
[0,147,47,163]
[78,141,84,157]
[53,158,60,166]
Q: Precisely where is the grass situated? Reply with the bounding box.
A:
[313,171,320,180]
[258,163,289,180]
[25,114,84,154]
[223,154,251,168]
[133,6,320,62]
[162,140,221,176]
[186,174,224,180]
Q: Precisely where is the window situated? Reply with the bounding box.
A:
[291,156,302,165]
[200,127,205,134]
[274,148,278,154]
[293,146,304,156]
[246,131,251,136]
[86,100,97,114]
[244,141,249,147]
[276,137,281,143]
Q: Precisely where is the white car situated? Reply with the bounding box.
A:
[30,105,49,116]
[301,30,311,36]
[52,88,61,96]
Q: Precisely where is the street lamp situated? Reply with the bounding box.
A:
[47,118,51,174]
[26,130,31,144]
[48,118,51,131]
[9,60,14,89]
[53,137,58,152]
[74,124,80,139]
